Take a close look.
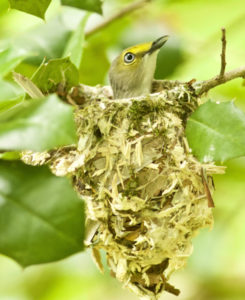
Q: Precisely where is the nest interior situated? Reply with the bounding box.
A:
[21,83,225,300]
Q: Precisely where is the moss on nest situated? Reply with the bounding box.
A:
[21,83,225,300]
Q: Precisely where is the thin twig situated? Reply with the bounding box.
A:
[201,168,215,208]
[70,65,245,102]
[196,65,245,95]
[219,28,227,77]
[85,0,152,38]
[196,28,245,95]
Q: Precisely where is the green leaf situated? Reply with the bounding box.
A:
[32,57,79,94]
[0,151,20,160]
[8,0,52,19]
[0,94,77,151]
[13,16,72,66]
[0,160,84,266]
[0,96,24,113]
[63,14,90,69]
[0,78,24,113]
[79,39,110,85]
[0,48,29,78]
[186,100,245,162]
[61,0,103,14]
[1,12,86,67]
[0,79,24,100]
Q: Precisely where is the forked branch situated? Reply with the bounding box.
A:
[196,28,245,95]
[153,28,245,96]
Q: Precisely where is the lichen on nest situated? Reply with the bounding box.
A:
[21,82,225,300]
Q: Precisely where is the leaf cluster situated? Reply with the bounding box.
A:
[0,0,245,270]
[9,0,102,19]
[0,0,102,267]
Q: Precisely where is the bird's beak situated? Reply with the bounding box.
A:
[147,35,169,54]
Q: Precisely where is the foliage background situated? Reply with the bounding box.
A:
[0,0,245,299]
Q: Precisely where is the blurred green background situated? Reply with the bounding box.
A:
[0,0,245,299]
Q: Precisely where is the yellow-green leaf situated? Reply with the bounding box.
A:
[186,100,245,162]
[0,94,77,151]
[63,14,90,69]
[32,58,79,94]
[61,0,103,14]
[0,48,29,78]
[8,0,52,19]
[0,161,84,266]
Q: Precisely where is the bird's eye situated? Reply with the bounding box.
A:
[124,52,135,63]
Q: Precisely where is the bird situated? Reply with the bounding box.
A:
[109,35,169,99]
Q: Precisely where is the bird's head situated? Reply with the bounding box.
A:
[109,35,169,99]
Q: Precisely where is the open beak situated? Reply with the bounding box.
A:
[147,35,169,54]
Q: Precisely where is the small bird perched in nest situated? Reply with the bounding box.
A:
[109,35,169,99]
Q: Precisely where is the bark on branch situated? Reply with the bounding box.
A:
[195,28,245,95]
[196,66,245,95]
[84,12,244,98]
[152,65,245,96]
[68,64,245,105]
[219,28,227,77]
[153,27,244,97]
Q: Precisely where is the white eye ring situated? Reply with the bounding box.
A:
[124,52,135,63]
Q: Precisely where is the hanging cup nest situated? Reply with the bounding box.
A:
[22,81,225,300]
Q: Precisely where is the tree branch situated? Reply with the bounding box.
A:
[196,66,245,95]
[193,28,245,95]
[69,66,245,104]
[85,0,152,37]
[77,25,245,101]
[219,28,227,77]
